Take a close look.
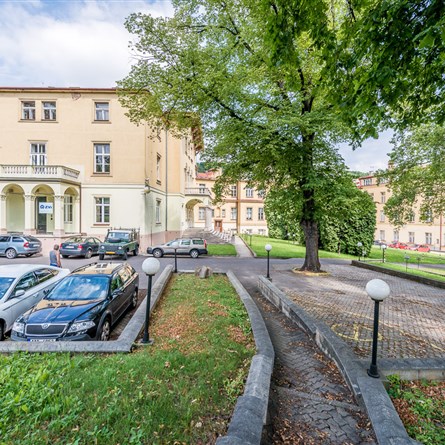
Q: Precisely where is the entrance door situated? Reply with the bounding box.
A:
[214,220,223,232]
[36,197,47,233]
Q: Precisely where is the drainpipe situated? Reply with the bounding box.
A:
[165,129,168,237]
[440,214,443,252]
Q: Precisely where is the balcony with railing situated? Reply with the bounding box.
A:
[0,165,80,182]
[185,186,212,198]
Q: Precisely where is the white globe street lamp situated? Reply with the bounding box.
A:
[141,258,161,344]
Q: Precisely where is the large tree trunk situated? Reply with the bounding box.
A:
[299,132,321,272]
[300,218,321,272]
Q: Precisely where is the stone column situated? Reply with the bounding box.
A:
[0,194,6,234]
[53,195,65,236]
[74,196,81,234]
[205,206,213,231]
[24,194,36,234]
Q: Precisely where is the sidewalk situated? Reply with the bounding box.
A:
[233,235,254,258]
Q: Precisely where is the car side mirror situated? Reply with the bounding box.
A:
[13,289,26,298]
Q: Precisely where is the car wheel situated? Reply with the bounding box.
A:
[99,254,104,260]
[130,289,138,309]
[25,253,32,257]
[189,249,199,258]
[5,248,17,259]
[97,318,111,341]
[84,249,92,259]
[62,255,69,259]
[133,247,139,256]
[152,248,163,258]
[0,321,4,341]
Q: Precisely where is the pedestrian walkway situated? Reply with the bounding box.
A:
[233,235,254,258]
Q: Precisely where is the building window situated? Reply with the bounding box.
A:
[95,102,109,121]
[246,207,253,220]
[245,188,253,198]
[380,192,386,204]
[258,207,264,220]
[198,207,205,220]
[409,212,415,223]
[424,209,433,223]
[95,197,110,223]
[221,209,226,218]
[156,154,161,183]
[379,210,385,222]
[199,183,206,194]
[393,230,399,242]
[30,143,46,165]
[363,178,372,186]
[258,190,265,199]
[230,185,237,198]
[425,232,432,244]
[64,196,73,223]
[379,230,385,242]
[94,143,110,173]
[42,101,56,120]
[231,207,237,220]
[22,101,35,120]
[258,229,265,235]
[408,232,415,243]
[156,200,161,223]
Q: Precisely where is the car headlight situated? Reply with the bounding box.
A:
[68,320,95,333]
[12,321,25,334]
[100,246,105,250]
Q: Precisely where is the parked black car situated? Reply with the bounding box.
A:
[60,236,102,259]
[11,262,139,342]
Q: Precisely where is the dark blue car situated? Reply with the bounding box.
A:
[60,236,102,259]
[11,262,139,342]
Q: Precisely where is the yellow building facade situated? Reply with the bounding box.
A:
[193,171,268,236]
[0,87,208,253]
[358,174,444,251]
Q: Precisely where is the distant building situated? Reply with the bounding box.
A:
[357,174,444,250]
[193,171,268,236]
[0,87,209,253]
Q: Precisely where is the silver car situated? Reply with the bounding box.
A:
[0,234,42,259]
[0,264,70,339]
[146,238,208,258]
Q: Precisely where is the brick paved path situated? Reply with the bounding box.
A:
[253,293,376,444]
[273,264,445,359]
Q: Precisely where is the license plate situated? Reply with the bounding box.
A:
[28,338,57,342]
[106,251,115,255]
[65,246,74,249]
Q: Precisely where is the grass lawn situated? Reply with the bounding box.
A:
[0,274,254,445]
[371,261,445,282]
[208,243,237,256]
[387,375,445,445]
[242,234,445,266]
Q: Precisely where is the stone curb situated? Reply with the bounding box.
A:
[257,275,421,445]
[352,260,445,289]
[0,265,173,354]
[215,271,274,445]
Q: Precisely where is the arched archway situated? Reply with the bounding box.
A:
[2,184,25,233]
[185,198,212,230]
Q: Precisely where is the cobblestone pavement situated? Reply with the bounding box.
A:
[273,263,445,359]
[253,291,376,445]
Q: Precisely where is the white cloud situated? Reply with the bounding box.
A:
[0,0,173,87]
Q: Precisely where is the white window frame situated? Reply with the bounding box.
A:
[30,143,46,166]
[221,209,226,218]
[198,207,205,220]
[230,185,237,198]
[245,188,253,198]
[363,178,372,186]
[22,101,35,120]
[156,200,161,224]
[95,102,109,121]
[95,197,110,224]
[379,230,385,241]
[156,154,161,182]
[42,101,56,120]
[381,192,386,204]
[409,232,415,243]
[64,196,73,223]
[258,207,265,220]
[231,207,237,220]
[425,232,432,244]
[246,207,253,220]
[94,143,110,173]
[393,230,399,241]
[380,210,385,222]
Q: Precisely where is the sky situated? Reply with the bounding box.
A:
[0,0,392,173]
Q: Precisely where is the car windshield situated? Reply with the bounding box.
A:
[106,232,129,241]
[47,276,109,301]
[0,277,14,299]
[65,237,85,243]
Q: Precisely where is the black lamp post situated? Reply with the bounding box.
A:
[265,244,272,280]
[404,255,410,272]
[381,244,387,263]
[366,278,390,378]
[141,258,160,345]
[172,241,179,273]
[357,242,363,261]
